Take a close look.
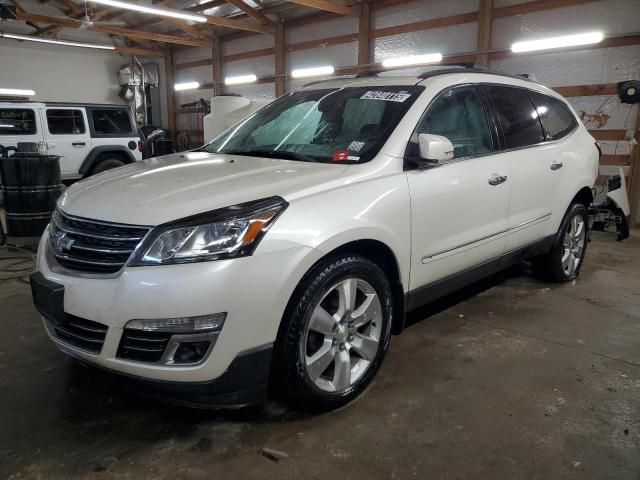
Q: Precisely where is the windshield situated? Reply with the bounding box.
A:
[204,86,423,164]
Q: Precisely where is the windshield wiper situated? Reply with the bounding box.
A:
[222,149,317,162]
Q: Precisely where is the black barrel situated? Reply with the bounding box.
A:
[0,153,63,238]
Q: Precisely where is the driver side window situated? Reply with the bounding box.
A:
[417,86,492,159]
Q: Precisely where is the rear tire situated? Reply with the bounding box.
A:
[531,203,589,282]
[90,157,125,175]
[273,254,393,412]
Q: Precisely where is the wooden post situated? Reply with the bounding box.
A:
[357,2,372,72]
[628,107,640,228]
[275,22,286,97]
[164,47,176,139]
[476,0,493,67]
[212,34,224,96]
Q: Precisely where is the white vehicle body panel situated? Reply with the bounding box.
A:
[33,71,598,388]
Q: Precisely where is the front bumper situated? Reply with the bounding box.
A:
[33,228,318,397]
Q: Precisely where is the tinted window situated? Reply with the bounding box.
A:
[46,109,85,134]
[486,86,545,149]
[0,109,37,135]
[529,92,578,141]
[91,109,133,135]
[416,86,492,158]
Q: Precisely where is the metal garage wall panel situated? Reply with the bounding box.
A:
[223,83,275,100]
[374,0,478,29]
[174,65,213,85]
[223,33,275,56]
[175,47,213,64]
[224,56,276,78]
[288,42,358,71]
[491,0,640,49]
[374,23,477,64]
[287,16,358,43]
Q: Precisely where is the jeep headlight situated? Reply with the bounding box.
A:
[129,197,287,266]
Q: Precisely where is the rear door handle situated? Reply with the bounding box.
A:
[488,174,508,186]
[550,161,563,171]
[72,142,86,147]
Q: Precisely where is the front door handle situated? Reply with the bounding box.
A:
[550,161,563,171]
[488,174,508,186]
[72,142,86,147]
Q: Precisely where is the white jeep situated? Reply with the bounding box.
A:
[0,101,142,180]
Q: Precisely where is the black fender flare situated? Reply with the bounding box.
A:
[79,146,137,175]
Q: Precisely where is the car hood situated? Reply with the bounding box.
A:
[59,151,350,225]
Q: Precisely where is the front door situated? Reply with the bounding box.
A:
[43,107,91,177]
[406,85,511,296]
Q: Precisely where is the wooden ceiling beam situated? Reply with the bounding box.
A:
[285,0,355,16]
[224,0,273,25]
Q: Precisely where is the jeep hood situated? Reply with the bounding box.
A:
[59,152,349,225]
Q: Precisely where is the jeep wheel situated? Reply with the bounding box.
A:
[274,254,393,412]
[91,158,125,175]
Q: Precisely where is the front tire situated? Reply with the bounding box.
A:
[274,254,393,412]
[531,203,589,282]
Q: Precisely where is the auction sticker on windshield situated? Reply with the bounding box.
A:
[360,90,411,102]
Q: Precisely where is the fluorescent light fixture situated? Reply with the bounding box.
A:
[225,74,257,85]
[511,31,604,53]
[0,88,36,96]
[291,65,335,79]
[175,81,200,91]
[382,53,443,68]
[0,32,115,50]
[91,0,207,23]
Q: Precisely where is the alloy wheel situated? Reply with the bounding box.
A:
[303,278,383,393]
[562,214,586,276]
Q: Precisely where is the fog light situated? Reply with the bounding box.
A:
[173,341,211,364]
[126,313,226,333]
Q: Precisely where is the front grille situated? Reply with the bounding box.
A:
[117,330,171,363]
[49,209,151,274]
[47,314,108,354]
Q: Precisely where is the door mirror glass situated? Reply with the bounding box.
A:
[418,133,454,163]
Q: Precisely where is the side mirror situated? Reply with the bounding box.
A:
[418,133,454,164]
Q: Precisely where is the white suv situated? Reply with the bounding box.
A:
[0,101,142,179]
[30,68,598,411]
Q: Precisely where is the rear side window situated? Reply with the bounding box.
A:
[91,109,133,135]
[529,92,578,141]
[486,86,545,149]
[46,109,85,134]
[416,86,492,158]
[0,108,37,135]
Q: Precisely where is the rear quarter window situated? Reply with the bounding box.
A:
[529,92,578,141]
[0,108,37,135]
[90,109,134,136]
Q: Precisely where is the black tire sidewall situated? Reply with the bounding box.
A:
[277,254,393,411]
[91,158,125,175]
[548,203,590,281]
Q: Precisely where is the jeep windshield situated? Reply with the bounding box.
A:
[204,86,423,164]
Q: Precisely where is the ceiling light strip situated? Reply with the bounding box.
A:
[0,32,115,50]
[91,0,207,23]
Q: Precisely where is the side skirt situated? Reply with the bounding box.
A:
[406,235,554,312]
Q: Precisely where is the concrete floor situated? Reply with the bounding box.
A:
[1,231,639,480]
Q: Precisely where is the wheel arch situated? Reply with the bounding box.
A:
[571,186,594,209]
[79,146,137,176]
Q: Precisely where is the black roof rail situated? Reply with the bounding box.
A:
[354,69,384,78]
[417,66,540,84]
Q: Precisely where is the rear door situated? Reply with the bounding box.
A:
[483,85,555,251]
[406,85,511,296]
[44,107,91,177]
[87,107,142,161]
[0,106,44,150]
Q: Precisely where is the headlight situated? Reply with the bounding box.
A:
[129,196,287,266]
